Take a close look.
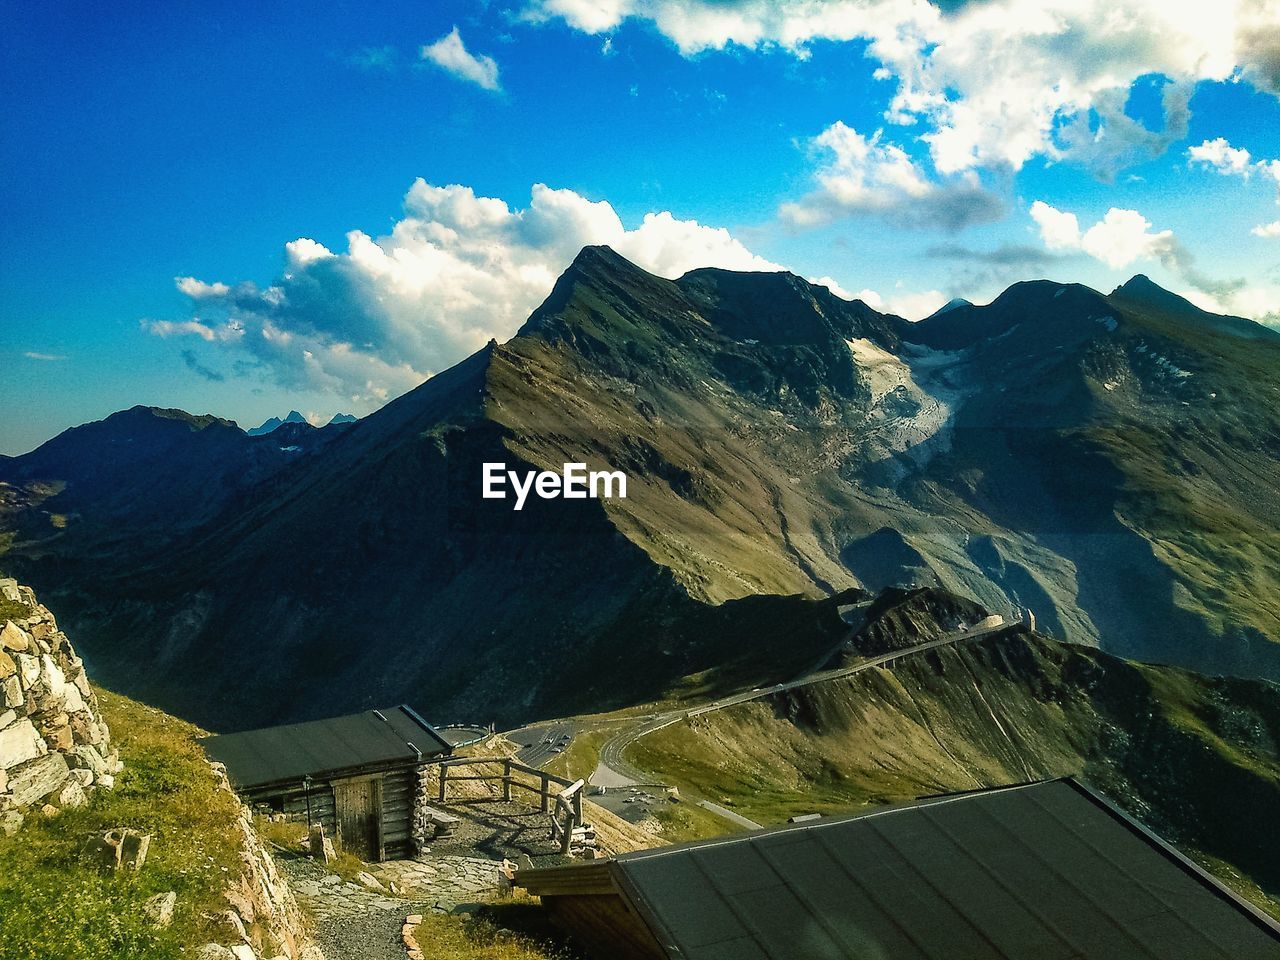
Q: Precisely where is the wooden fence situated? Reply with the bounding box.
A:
[435,757,587,855]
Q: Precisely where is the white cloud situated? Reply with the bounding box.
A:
[23,351,66,361]
[175,277,231,299]
[1187,138,1280,198]
[146,319,219,341]
[527,0,1280,175]
[1030,202,1175,269]
[1187,137,1256,176]
[155,180,783,404]
[421,27,501,91]
[1187,138,1280,236]
[1182,285,1280,327]
[1029,199,1280,326]
[1080,209,1177,270]
[1029,200,1081,251]
[885,288,949,320]
[780,122,1003,230]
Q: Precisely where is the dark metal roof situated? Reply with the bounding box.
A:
[200,705,451,791]
[602,779,1280,960]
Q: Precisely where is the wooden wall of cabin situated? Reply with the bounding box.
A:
[543,894,667,960]
[274,765,418,861]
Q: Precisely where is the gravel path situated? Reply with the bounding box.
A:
[278,856,448,960]
[278,850,526,960]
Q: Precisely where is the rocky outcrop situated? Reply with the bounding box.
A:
[0,577,120,835]
[207,760,321,960]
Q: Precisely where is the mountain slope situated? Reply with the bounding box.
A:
[631,588,1280,913]
[2,249,1279,727]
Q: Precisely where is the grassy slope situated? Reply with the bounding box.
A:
[630,630,1280,916]
[0,690,243,960]
[1098,302,1280,642]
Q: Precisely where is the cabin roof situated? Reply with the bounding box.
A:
[520,778,1280,960]
[200,704,451,791]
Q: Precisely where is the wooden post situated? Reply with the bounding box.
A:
[502,759,512,802]
[438,764,447,803]
[560,803,574,856]
[540,773,550,813]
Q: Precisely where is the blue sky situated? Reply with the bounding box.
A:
[3,0,1280,453]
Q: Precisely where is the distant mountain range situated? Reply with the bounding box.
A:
[1,247,1278,730]
[246,410,357,435]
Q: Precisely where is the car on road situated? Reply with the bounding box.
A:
[552,745,565,753]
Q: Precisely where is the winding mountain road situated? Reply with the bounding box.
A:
[590,615,1016,790]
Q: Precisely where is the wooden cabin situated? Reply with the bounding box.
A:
[517,778,1280,960]
[201,705,451,861]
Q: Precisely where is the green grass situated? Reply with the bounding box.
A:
[408,895,577,959]
[542,727,612,784]
[0,595,33,624]
[0,689,243,960]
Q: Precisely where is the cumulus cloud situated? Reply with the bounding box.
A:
[1030,202,1183,270]
[780,122,1003,231]
[175,277,231,299]
[152,180,783,404]
[1187,137,1280,234]
[1187,137,1256,176]
[527,0,1280,176]
[421,27,501,91]
[1031,203,1178,270]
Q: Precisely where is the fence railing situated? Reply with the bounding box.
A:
[435,757,586,855]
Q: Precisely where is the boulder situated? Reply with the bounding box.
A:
[0,810,22,836]
[9,752,70,807]
[1,676,22,709]
[0,579,20,602]
[0,709,15,730]
[0,651,15,680]
[0,718,46,769]
[88,828,152,873]
[57,778,87,809]
[230,945,258,960]
[0,622,28,652]
[71,767,94,787]
[15,653,39,687]
[196,946,237,960]
[355,871,387,893]
[144,891,177,929]
[71,744,108,774]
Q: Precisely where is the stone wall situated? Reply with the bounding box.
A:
[205,760,321,960]
[0,577,120,835]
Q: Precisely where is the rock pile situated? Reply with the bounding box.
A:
[0,577,121,835]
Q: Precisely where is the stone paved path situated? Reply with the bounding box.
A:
[279,854,505,960]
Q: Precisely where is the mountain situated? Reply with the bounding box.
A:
[1,248,1278,729]
[631,587,1280,910]
[246,409,310,436]
[327,413,357,426]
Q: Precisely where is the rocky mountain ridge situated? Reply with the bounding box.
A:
[1,247,1278,728]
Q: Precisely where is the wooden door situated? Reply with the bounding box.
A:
[333,777,384,861]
